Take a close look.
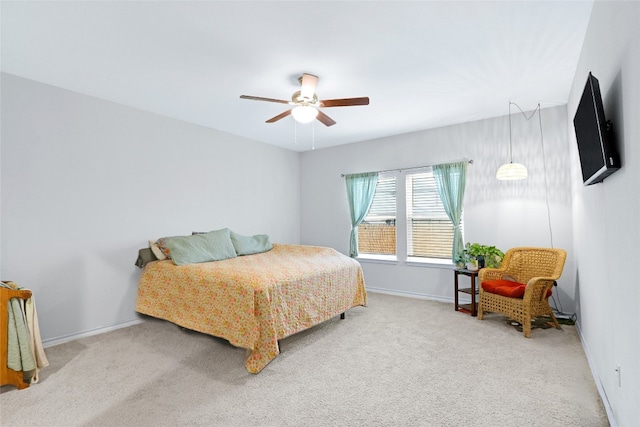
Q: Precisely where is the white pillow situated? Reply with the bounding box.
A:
[149,240,167,260]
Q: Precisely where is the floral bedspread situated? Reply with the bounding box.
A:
[135,244,367,373]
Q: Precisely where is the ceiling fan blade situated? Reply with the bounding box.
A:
[240,95,290,104]
[266,109,292,123]
[300,73,319,100]
[316,110,336,127]
[320,97,370,108]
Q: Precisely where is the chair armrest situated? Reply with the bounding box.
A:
[523,276,558,301]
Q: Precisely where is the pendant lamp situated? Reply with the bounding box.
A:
[497,101,528,180]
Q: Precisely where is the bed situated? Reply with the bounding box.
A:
[135,243,367,373]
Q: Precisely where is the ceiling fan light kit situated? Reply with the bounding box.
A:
[291,105,318,123]
[240,73,369,127]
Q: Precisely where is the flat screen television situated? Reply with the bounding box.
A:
[573,72,620,185]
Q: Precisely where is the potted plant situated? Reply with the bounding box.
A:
[464,255,479,271]
[463,243,481,270]
[463,243,504,270]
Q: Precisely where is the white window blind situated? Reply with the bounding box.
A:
[406,170,455,259]
[358,174,396,255]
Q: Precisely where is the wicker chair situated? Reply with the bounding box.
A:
[478,247,567,338]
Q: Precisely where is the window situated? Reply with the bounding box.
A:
[406,169,456,259]
[355,166,464,264]
[358,174,396,255]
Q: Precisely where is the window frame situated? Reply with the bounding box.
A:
[356,167,462,268]
[357,172,397,260]
[405,168,459,262]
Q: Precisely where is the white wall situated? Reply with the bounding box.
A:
[566,1,640,425]
[0,73,301,344]
[300,105,575,309]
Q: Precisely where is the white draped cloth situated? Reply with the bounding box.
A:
[2,281,49,383]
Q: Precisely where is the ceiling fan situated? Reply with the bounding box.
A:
[240,73,369,127]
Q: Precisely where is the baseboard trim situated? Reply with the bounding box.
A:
[575,320,617,427]
[42,318,144,348]
[367,287,453,304]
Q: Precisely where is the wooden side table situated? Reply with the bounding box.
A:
[454,268,479,316]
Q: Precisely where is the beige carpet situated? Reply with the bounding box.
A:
[1,292,607,426]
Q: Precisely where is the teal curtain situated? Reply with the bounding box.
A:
[433,162,467,264]
[345,172,378,257]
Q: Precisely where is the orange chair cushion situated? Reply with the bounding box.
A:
[482,279,552,299]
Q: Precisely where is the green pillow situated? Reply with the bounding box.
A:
[164,228,237,266]
[230,231,273,256]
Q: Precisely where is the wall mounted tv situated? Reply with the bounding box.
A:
[573,72,620,185]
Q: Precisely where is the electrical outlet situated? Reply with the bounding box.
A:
[615,364,621,387]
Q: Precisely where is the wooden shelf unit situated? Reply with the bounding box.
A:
[454,268,479,316]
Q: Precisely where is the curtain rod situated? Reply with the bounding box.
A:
[340,159,473,177]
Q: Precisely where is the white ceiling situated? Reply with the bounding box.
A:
[1,1,594,152]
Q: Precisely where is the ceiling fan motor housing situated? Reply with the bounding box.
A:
[292,90,318,106]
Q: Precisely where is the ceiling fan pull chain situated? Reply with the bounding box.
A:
[312,121,315,150]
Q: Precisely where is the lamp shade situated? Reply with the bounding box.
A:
[291,105,318,123]
[496,162,528,180]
